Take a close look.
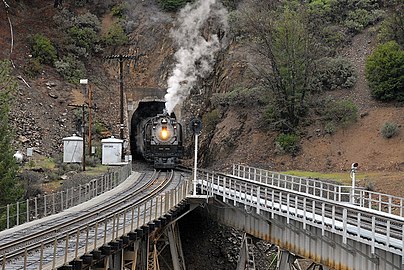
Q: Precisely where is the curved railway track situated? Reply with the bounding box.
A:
[0,169,184,269]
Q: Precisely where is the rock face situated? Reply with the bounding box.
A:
[176,207,275,270]
[10,80,75,157]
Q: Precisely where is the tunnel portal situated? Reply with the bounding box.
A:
[130,101,165,160]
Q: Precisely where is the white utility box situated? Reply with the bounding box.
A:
[63,134,83,163]
[101,136,123,165]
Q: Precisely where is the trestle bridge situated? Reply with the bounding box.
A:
[0,163,403,270]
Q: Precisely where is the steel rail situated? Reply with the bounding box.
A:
[0,170,176,268]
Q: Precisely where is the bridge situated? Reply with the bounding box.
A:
[0,163,403,270]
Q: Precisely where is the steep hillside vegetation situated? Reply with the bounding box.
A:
[0,0,403,197]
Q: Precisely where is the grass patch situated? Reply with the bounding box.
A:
[281,170,368,185]
[25,157,56,171]
[82,165,113,176]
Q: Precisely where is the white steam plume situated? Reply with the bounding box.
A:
[164,0,228,114]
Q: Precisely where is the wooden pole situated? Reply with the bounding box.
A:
[88,84,92,156]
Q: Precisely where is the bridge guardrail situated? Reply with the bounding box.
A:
[232,164,404,217]
[196,168,404,263]
[39,176,193,269]
[0,171,193,269]
[0,163,132,231]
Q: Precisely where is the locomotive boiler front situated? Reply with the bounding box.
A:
[142,113,183,169]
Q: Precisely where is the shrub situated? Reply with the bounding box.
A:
[324,121,336,134]
[158,0,190,11]
[381,122,399,138]
[68,26,99,57]
[30,34,57,65]
[321,25,348,50]
[275,133,300,155]
[53,9,75,30]
[377,3,404,47]
[93,121,107,136]
[23,58,42,78]
[344,8,382,33]
[211,87,267,107]
[111,4,127,18]
[55,55,86,84]
[102,22,128,46]
[202,109,220,134]
[365,41,404,101]
[324,99,358,127]
[312,57,357,91]
[74,12,101,32]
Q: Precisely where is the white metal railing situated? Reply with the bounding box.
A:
[232,164,404,217]
[2,176,193,269]
[0,164,132,231]
[196,169,404,262]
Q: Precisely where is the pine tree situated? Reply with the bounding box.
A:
[0,60,23,206]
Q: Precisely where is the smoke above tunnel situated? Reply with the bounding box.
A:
[164,0,228,114]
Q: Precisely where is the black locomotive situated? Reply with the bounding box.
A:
[139,111,183,169]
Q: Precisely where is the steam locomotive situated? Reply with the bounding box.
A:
[139,111,183,169]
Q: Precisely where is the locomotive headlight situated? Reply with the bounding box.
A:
[160,127,169,140]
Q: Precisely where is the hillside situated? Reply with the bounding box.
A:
[0,0,403,198]
[206,26,404,197]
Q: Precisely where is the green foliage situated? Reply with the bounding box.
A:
[211,87,268,107]
[53,11,101,58]
[377,2,404,46]
[308,0,384,51]
[111,3,128,17]
[323,99,358,128]
[23,58,42,78]
[312,57,357,91]
[94,121,107,136]
[221,0,242,11]
[0,61,24,206]
[308,0,382,26]
[158,0,191,11]
[275,133,300,154]
[365,41,404,101]
[381,122,399,139]
[75,12,102,32]
[68,26,99,57]
[321,25,348,50]
[55,55,86,84]
[324,121,336,134]
[344,8,382,33]
[238,2,319,132]
[202,109,221,134]
[30,34,57,65]
[102,22,128,46]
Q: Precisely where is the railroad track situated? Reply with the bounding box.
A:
[0,169,184,269]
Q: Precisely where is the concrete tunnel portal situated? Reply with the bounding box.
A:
[130,101,165,160]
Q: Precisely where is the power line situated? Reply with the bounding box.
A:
[105,53,144,159]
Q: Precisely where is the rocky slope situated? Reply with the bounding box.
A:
[1,0,403,194]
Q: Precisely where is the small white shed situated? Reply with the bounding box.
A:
[101,136,123,165]
[63,134,83,163]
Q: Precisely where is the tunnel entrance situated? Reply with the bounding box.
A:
[130,101,165,160]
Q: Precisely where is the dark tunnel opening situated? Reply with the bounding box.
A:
[130,101,165,160]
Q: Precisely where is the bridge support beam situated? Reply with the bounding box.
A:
[123,240,140,270]
[166,222,186,270]
[236,234,256,270]
[275,249,301,270]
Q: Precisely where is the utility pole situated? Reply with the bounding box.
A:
[68,103,87,171]
[88,84,93,155]
[81,104,86,172]
[106,53,144,160]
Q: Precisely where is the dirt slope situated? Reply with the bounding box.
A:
[1,1,403,197]
[208,27,404,197]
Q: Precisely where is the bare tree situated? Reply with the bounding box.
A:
[238,1,320,132]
